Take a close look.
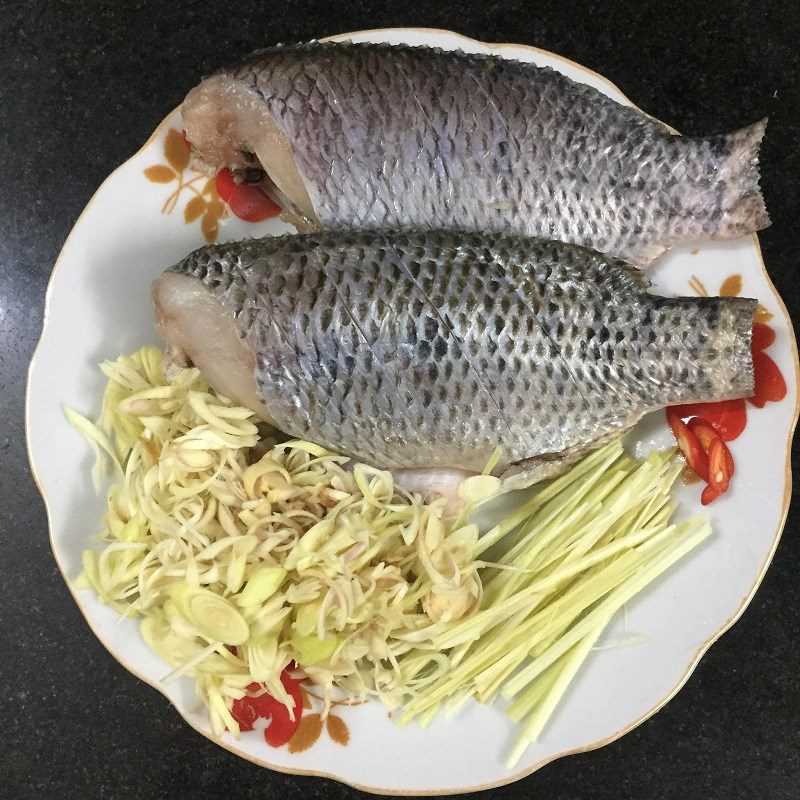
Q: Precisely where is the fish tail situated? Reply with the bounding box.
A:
[711,119,770,238]
[657,296,757,406]
[629,121,769,266]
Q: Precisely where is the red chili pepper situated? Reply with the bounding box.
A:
[216,168,282,222]
[686,418,717,451]
[751,321,776,352]
[707,438,732,494]
[231,685,260,732]
[688,418,735,476]
[701,483,722,506]
[750,350,787,408]
[263,671,304,747]
[668,399,747,441]
[667,413,709,482]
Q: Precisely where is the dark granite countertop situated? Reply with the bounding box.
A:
[2,2,798,798]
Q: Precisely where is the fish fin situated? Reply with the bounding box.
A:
[499,424,642,492]
[611,257,654,285]
[713,119,770,238]
[629,120,768,267]
[499,452,585,492]
[626,243,668,269]
[658,295,757,404]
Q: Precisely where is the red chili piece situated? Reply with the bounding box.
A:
[706,438,732,495]
[216,168,282,222]
[686,418,734,476]
[668,399,747,442]
[687,418,718,451]
[228,671,304,747]
[701,484,722,506]
[751,350,787,408]
[667,413,709,482]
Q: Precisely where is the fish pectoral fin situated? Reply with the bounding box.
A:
[499,423,643,493]
[499,451,586,493]
[626,241,668,269]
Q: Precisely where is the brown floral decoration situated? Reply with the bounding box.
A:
[144,128,228,243]
[286,685,357,753]
[688,273,773,323]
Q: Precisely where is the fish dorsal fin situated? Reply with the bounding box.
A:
[607,256,652,293]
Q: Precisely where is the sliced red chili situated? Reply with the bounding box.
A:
[263,671,304,747]
[667,414,709,482]
[688,418,735,477]
[706,438,732,495]
[751,322,776,352]
[668,399,747,441]
[686,418,718,451]
[216,167,282,222]
[231,691,259,732]
[701,483,723,506]
[751,350,787,408]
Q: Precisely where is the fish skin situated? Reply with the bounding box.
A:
[184,41,769,265]
[161,230,756,474]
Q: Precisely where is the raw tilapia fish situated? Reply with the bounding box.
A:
[182,41,768,266]
[153,230,756,491]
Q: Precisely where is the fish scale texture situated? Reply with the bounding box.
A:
[169,230,756,471]
[219,42,767,265]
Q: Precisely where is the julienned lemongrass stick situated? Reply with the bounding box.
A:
[472,443,625,558]
[501,522,711,700]
[503,521,711,767]
[505,626,605,768]
[398,444,711,769]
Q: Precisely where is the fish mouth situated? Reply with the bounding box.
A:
[181,74,320,230]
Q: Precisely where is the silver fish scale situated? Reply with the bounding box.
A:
[223,42,764,265]
[170,231,755,472]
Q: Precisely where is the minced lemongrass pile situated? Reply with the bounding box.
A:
[68,347,711,768]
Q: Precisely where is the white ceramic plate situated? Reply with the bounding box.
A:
[27,28,798,795]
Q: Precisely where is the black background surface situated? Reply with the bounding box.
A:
[2,2,798,799]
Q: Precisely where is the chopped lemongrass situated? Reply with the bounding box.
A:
[291,633,340,666]
[71,347,712,768]
[399,452,711,754]
[481,447,504,477]
[170,585,250,646]
[70,347,486,731]
[64,406,124,488]
[458,474,502,505]
[161,640,222,684]
[590,634,646,652]
[235,566,287,607]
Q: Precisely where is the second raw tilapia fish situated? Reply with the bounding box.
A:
[182,41,768,265]
[153,230,756,491]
